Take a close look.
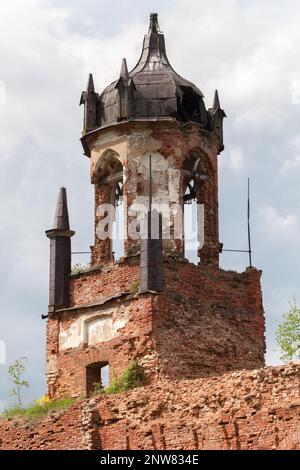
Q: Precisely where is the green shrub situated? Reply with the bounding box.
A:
[130,280,140,294]
[2,397,76,421]
[8,357,29,407]
[71,263,90,275]
[276,296,300,361]
[93,362,145,396]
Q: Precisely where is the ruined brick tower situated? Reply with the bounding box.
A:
[45,13,265,400]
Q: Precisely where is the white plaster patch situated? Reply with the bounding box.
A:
[131,152,180,239]
[168,168,180,203]
[46,355,58,375]
[134,152,180,208]
[86,315,127,346]
[59,307,129,351]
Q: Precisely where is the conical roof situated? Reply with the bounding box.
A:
[53,187,70,231]
[97,13,209,129]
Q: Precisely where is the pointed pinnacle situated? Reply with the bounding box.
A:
[149,12,159,33]
[120,58,129,80]
[87,73,95,93]
[213,89,221,110]
[53,187,70,230]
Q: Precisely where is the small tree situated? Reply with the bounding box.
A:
[276,297,300,362]
[8,356,29,407]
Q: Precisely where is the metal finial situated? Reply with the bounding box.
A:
[149,12,159,33]
[247,178,252,267]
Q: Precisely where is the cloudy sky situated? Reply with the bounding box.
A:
[1,0,300,411]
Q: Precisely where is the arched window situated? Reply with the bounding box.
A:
[184,179,198,264]
[177,86,208,126]
[112,180,124,260]
[95,149,125,261]
[183,153,208,264]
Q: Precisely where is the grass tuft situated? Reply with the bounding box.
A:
[93,361,145,396]
[130,280,140,294]
[2,397,76,421]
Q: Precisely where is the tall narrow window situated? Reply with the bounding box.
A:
[112,181,125,260]
[184,182,198,264]
[86,361,109,396]
[183,153,208,264]
[95,149,124,261]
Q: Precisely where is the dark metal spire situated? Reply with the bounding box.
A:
[80,73,99,133]
[53,187,70,231]
[83,13,206,138]
[120,58,129,81]
[80,74,95,105]
[87,73,95,93]
[149,12,160,33]
[213,89,221,111]
[46,188,75,313]
[208,89,226,149]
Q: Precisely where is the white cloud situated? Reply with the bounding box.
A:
[228,147,245,174]
[259,206,300,241]
[281,155,300,174]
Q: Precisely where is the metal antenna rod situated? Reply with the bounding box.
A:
[149,154,153,212]
[247,177,253,267]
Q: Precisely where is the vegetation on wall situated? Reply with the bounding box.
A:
[3,356,75,421]
[130,280,140,294]
[8,357,29,408]
[93,361,145,396]
[71,263,90,275]
[276,297,300,362]
[2,397,76,421]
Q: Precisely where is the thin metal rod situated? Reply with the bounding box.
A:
[247,177,253,267]
[149,153,152,212]
[71,251,91,254]
[223,249,249,253]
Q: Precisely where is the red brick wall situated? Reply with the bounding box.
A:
[69,257,140,307]
[90,121,221,266]
[46,257,265,398]
[153,259,265,379]
[0,405,83,450]
[47,293,157,399]
[1,365,300,450]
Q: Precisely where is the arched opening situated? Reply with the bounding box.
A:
[86,361,109,396]
[177,86,208,126]
[184,175,198,264]
[95,150,125,261]
[112,180,124,260]
[183,153,209,264]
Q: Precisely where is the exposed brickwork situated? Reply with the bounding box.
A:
[47,293,156,399]
[46,256,265,399]
[0,405,83,450]
[89,121,221,266]
[69,257,140,307]
[1,365,300,450]
[43,62,266,443]
[155,259,265,379]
